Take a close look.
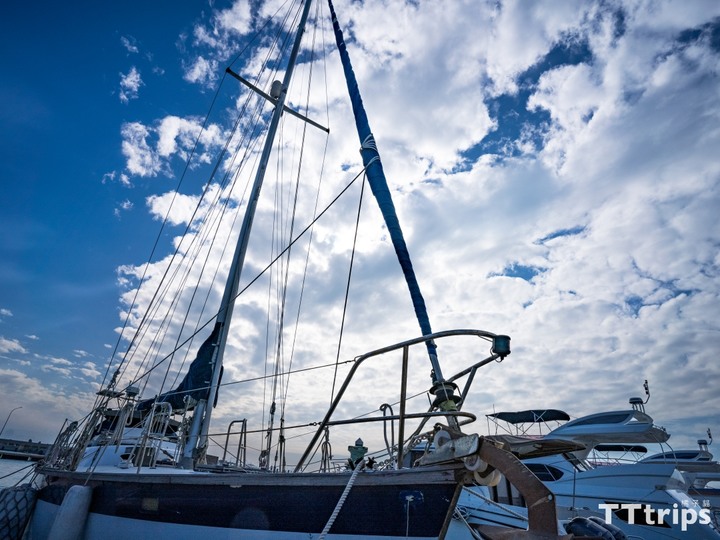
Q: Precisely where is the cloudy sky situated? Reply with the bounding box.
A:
[1,0,719,463]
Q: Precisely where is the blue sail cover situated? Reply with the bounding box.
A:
[137,324,220,412]
[327,0,438,365]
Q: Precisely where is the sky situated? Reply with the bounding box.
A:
[1,0,719,464]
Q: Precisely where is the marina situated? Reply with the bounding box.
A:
[7,1,560,538]
[0,440,50,463]
[456,392,720,538]
[2,1,720,539]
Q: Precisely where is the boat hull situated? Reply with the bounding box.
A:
[534,461,720,539]
[28,466,463,539]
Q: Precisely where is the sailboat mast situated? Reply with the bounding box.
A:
[326,1,445,383]
[184,0,316,464]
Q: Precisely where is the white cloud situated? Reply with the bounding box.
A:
[48,356,73,366]
[80,361,101,379]
[216,2,252,35]
[119,66,143,103]
[0,308,12,317]
[146,191,200,226]
[0,337,26,354]
[0,368,97,442]
[121,122,164,177]
[114,199,134,218]
[157,116,203,158]
[103,171,133,187]
[119,115,227,181]
[41,365,72,377]
[183,56,217,85]
[14,0,720,453]
[182,1,252,86]
[120,35,139,54]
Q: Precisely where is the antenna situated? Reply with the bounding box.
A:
[629,380,650,413]
[697,428,712,451]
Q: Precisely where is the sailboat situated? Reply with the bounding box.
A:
[20,1,564,539]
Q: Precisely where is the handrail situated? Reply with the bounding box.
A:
[324,411,477,427]
[222,419,247,466]
[132,402,172,470]
[380,404,395,465]
[294,329,508,472]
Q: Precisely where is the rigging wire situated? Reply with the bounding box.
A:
[159,90,275,398]
[113,2,302,403]
[120,148,369,396]
[117,80,257,387]
[259,0,330,467]
[124,77,266,394]
[157,35,292,390]
[99,0,407,469]
[99,68,229,398]
[330,171,366,404]
[273,0,331,468]
[111,48,281,385]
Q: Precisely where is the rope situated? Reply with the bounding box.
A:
[359,135,380,168]
[452,507,484,540]
[115,161,367,394]
[330,169,366,402]
[318,459,365,539]
[0,462,35,482]
[105,0,300,400]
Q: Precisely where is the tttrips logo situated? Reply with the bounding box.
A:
[598,503,713,532]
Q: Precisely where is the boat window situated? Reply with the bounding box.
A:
[526,463,564,481]
[565,453,592,472]
[648,451,704,461]
[568,412,630,426]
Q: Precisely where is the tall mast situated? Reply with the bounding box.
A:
[326,3,442,375]
[183,0,315,466]
[326,0,463,416]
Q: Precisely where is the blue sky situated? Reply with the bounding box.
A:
[1,0,719,461]
[1,0,218,437]
[1,2,211,355]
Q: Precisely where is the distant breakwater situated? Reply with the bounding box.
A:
[0,438,50,461]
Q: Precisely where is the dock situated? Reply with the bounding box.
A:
[0,438,50,461]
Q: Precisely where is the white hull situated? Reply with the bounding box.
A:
[532,460,719,539]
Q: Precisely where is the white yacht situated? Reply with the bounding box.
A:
[452,404,720,539]
[640,434,720,524]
